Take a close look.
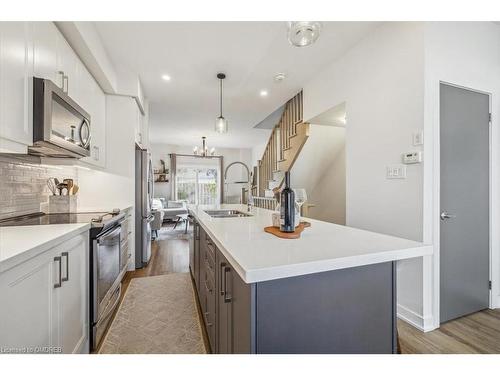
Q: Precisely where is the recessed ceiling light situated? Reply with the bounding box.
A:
[162,74,171,81]
[260,90,268,97]
[274,73,286,83]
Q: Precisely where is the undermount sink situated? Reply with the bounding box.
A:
[204,209,252,218]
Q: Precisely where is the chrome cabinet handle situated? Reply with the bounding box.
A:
[440,211,456,220]
[61,252,69,282]
[220,263,226,296]
[223,266,232,303]
[54,256,62,288]
[57,71,65,90]
[63,75,69,93]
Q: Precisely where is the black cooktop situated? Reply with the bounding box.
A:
[0,211,126,237]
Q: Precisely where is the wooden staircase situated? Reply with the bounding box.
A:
[255,91,310,200]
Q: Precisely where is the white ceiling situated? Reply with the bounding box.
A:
[95,22,381,149]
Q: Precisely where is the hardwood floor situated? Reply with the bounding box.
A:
[398,309,500,353]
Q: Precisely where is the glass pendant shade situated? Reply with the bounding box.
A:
[215,73,228,133]
[287,21,322,47]
[215,116,228,133]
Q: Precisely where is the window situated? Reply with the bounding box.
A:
[175,156,221,205]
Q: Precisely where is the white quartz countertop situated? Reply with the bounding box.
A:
[189,204,433,283]
[0,223,90,272]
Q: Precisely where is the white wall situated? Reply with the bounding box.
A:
[303,22,427,327]
[291,124,346,224]
[423,22,500,328]
[149,143,252,203]
[251,139,269,168]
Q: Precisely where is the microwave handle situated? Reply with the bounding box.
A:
[79,120,92,149]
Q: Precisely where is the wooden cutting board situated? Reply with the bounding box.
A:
[264,222,311,239]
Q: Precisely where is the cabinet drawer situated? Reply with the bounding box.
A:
[203,272,216,350]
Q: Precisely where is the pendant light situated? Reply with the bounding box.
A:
[215,73,228,133]
[287,21,322,47]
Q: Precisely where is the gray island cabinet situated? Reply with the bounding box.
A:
[191,224,397,354]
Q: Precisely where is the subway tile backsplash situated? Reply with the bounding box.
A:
[0,155,77,220]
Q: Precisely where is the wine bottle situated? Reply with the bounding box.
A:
[280,171,295,232]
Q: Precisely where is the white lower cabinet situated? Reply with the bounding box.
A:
[0,233,89,354]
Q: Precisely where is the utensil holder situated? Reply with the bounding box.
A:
[49,195,77,213]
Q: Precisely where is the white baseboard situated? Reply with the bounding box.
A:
[397,304,436,332]
[492,294,500,309]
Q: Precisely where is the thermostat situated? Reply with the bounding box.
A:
[402,151,422,164]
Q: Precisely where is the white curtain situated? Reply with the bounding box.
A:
[169,153,177,200]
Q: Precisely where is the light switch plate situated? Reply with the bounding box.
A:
[413,131,424,146]
[386,165,407,179]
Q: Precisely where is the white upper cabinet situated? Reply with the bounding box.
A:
[0,22,33,153]
[80,64,106,168]
[33,22,107,168]
[33,22,78,95]
[33,22,59,83]
[1,22,109,165]
[56,31,79,100]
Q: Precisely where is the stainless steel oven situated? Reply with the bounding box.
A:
[29,77,91,158]
[90,222,124,351]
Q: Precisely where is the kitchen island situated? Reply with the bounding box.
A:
[188,204,432,354]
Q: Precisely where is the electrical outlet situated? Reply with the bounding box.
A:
[402,151,422,164]
[386,165,407,179]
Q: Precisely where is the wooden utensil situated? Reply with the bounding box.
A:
[63,179,74,195]
[71,184,79,195]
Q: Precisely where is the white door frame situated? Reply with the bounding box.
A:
[431,81,494,329]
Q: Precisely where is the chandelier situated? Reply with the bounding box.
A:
[193,136,216,157]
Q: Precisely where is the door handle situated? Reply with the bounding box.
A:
[54,256,62,288]
[61,252,69,282]
[440,211,456,220]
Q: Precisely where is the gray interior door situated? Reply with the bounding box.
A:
[440,83,490,323]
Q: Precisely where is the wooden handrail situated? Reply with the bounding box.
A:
[256,90,308,196]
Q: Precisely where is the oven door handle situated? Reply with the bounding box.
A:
[97,226,121,243]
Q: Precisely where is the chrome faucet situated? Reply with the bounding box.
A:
[247,174,254,212]
[223,161,253,207]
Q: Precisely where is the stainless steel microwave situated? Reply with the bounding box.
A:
[29,77,91,158]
